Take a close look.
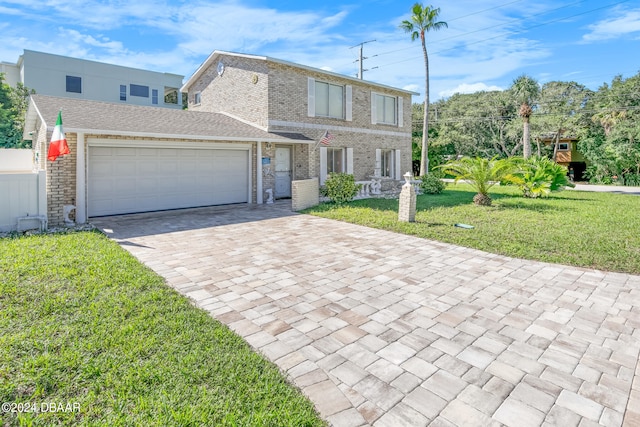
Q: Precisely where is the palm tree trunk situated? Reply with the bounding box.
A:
[420,36,430,175]
[523,116,531,158]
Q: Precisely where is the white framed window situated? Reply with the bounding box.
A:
[316,81,344,119]
[308,78,352,121]
[320,147,354,184]
[372,93,397,125]
[327,148,344,174]
[152,89,159,105]
[119,85,127,101]
[371,93,403,127]
[194,92,201,105]
[376,149,402,180]
[558,142,570,151]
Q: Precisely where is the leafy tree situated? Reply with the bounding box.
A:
[431,91,521,158]
[437,156,514,206]
[0,73,34,148]
[510,75,539,159]
[400,3,447,176]
[579,72,640,182]
[534,81,591,160]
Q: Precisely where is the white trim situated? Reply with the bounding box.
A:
[268,120,412,138]
[73,128,312,143]
[346,85,352,122]
[308,78,315,117]
[375,149,381,177]
[346,147,353,174]
[371,93,377,125]
[257,141,263,204]
[86,138,252,150]
[319,146,327,184]
[398,96,403,128]
[395,149,402,180]
[76,132,87,224]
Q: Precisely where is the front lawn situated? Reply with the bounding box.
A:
[305,185,640,275]
[0,231,325,427]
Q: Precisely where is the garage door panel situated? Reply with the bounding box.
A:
[89,146,249,216]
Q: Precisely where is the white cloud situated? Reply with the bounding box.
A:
[439,82,503,98]
[582,8,640,42]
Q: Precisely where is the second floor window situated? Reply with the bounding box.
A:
[130,84,149,98]
[315,81,344,119]
[120,85,126,101]
[374,94,397,125]
[152,89,159,104]
[66,76,82,93]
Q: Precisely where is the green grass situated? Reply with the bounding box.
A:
[305,184,640,275]
[0,231,325,427]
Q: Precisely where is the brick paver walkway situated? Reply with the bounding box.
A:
[93,202,640,427]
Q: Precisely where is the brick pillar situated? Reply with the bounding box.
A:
[398,172,416,222]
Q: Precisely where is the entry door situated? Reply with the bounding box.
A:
[274,147,292,198]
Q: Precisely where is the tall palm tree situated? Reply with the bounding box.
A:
[511,74,539,159]
[400,3,447,176]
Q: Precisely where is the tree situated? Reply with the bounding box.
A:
[431,90,521,158]
[535,81,591,160]
[510,75,539,159]
[0,73,34,148]
[438,156,514,206]
[400,3,447,176]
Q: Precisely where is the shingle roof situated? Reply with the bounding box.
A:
[26,95,312,142]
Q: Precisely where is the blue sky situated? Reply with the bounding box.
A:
[1,0,639,102]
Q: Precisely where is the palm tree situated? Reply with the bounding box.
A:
[400,3,447,176]
[510,74,539,159]
[438,157,514,206]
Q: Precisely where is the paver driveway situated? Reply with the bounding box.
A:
[92,202,640,427]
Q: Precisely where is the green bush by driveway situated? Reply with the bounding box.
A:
[0,231,325,427]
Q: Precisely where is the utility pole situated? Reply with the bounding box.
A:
[350,40,376,80]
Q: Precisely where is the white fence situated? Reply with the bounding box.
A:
[0,149,47,232]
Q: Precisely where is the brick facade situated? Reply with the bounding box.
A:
[186,53,413,183]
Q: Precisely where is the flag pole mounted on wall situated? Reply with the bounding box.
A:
[47,110,70,162]
[314,130,334,150]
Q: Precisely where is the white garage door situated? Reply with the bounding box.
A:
[88,146,249,216]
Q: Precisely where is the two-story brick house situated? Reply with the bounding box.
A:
[23,50,415,226]
[182,51,416,196]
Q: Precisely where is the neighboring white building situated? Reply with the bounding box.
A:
[1,50,183,109]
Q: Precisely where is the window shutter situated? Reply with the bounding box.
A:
[308,78,315,117]
[397,96,403,127]
[346,85,352,121]
[371,92,377,124]
[395,150,402,180]
[346,148,354,174]
[319,146,327,184]
[375,148,381,177]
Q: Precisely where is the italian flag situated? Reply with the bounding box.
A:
[47,111,70,161]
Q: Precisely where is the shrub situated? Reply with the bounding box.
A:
[506,156,575,198]
[420,172,446,194]
[623,173,640,186]
[437,156,514,206]
[320,173,361,204]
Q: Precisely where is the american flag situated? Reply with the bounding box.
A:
[320,130,334,146]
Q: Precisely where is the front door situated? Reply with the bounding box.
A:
[274,146,292,198]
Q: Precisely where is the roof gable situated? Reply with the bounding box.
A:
[181,50,418,96]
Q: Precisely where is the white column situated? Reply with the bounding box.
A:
[75,132,86,224]
[256,141,263,204]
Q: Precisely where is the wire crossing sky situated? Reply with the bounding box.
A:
[1,0,638,103]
